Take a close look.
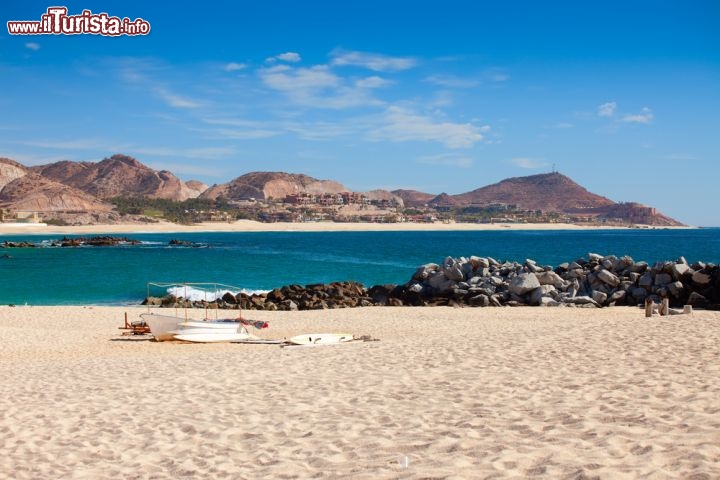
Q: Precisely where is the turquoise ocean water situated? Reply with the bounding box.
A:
[1,228,718,305]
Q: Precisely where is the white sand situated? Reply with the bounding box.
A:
[1,305,718,479]
[0,219,669,235]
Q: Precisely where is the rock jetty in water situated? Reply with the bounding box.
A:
[143,253,719,311]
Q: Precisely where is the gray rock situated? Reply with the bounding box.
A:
[692,271,712,285]
[427,272,456,292]
[596,269,620,287]
[536,271,564,288]
[667,281,684,297]
[470,256,490,268]
[407,283,423,294]
[588,252,603,262]
[564,295,600,307]
[638,272,654,288]
[539,297,561,307]
[672,262,692,279]
[591,290,608,305]
[508,273,541,295]
[412,263,439,281]
[529,285,556,306]
[608,290,626,304]
[687,291,708,306]
[631,287,648,300]
[631,261,648,273]
[654,273,672,286]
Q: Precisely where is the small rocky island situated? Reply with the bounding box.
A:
[144,253,719,311]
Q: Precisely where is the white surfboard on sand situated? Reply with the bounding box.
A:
[287,333,354,345]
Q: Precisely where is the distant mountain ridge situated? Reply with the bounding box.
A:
[0,154,684,226]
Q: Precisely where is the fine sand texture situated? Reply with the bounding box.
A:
[1,305,718,479]
[0,219,663,236]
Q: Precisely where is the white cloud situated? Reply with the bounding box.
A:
[330,49,416,72]
[214,128,279,139]
[598,101,617,117]
[418,153,473,168]
[25,42,40,51]
[424,74,481,88]
[622,107,653,124]
[509,157,549,169]
[259,64,381,109]
[662,153,696,161]
[266,52,302,63]
[369,106,487,148]
[355,76,392,88]
[553,122,574,129]
[224,62,246,72]
[156,88,202,108]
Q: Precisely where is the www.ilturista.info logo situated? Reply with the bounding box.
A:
[7,7,150,36]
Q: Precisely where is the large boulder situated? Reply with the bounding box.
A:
[508,273,540,296]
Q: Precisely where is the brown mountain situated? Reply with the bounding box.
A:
[392,189,436,207]
[452,172,615,211]
[0,172,113,213]
[31,154,202,200]
[201,171,348,201]
[0,157,29,191]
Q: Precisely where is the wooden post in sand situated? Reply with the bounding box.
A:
[660,298,669,316]
[644,298,653,317]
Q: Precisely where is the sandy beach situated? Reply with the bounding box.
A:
[1,305,718,479]
[0,219,675,236]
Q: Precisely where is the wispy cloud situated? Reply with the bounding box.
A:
[259,64,381,109]
[330,49,417,72]
[553,122,574,129]
[266,52,302,63]
[622,107,653,124]
[509,157,549,169]
[16,138,129,151]
[156,88,202,108]
[598,101,617,117]
[418,153,474,168]
[355,76,392,88]
[661,153,696,161]
[424,74,481,88]
[369,106,487,148]
[25,42,40,51]
[224,62,246,72]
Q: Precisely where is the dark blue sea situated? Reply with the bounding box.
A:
[1,228,718,305]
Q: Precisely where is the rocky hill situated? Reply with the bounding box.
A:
[393,172,682,225]
[452,172,615,211]
[0,155,684,226]
[391,189,436,208]
[201,171,348,201]
[31,154,203,201]
[0,171,114,213]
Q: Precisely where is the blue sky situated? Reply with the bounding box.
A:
[1,1,719,225]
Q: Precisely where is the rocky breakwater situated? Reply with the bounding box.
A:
[143,254,719,311]
[143,281,375,311]
[384,254,719,309]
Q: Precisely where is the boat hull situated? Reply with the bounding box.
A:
[140,313,245,341]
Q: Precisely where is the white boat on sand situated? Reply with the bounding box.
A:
[141,282,267,343]
[140,313,249,342]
